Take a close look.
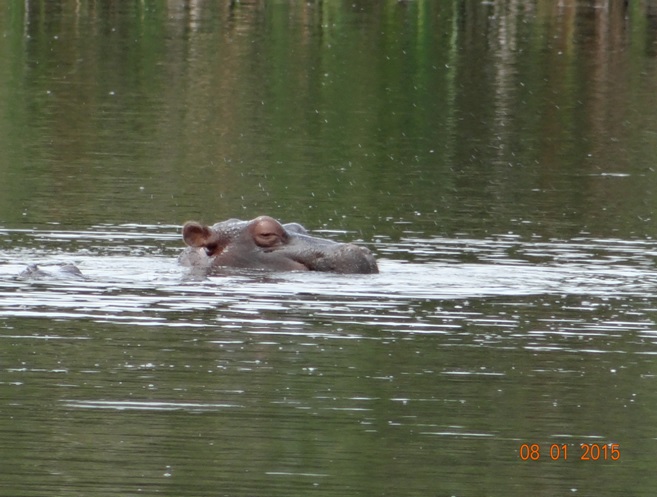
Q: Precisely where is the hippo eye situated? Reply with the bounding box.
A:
[204,243,218,256]
[251,217,289,248]
[254,232,281,248]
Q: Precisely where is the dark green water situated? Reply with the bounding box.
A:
[2,1,657,496]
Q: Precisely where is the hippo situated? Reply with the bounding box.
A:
[179,216,378,274]
[16,263,85,281]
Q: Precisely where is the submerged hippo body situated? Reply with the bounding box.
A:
[179,216,378,274]
[16,263,85,281]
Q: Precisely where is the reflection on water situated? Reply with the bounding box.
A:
[1,0,657,239]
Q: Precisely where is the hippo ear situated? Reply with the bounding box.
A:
[182,222,214,247]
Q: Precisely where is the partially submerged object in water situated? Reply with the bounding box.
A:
[16,263,85,281]
[179,216,378,274]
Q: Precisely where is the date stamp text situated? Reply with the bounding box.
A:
[519,443,620,461]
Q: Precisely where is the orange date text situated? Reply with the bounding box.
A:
[519,443,620,461]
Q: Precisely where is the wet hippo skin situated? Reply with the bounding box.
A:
[16,263,85,280]
[179,216,378,274]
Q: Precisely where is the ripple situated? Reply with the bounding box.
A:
[3,227,657,357]
[61,400,242,411]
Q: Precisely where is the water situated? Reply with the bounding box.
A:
[2,225,657,495]
[3,0,657,496]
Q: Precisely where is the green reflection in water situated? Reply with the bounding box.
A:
[0,1,656,240]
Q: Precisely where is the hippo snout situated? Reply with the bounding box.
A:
[306,243,378,274]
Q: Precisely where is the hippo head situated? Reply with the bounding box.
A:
[179,216,378,274]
